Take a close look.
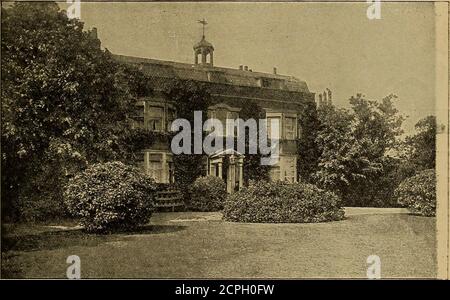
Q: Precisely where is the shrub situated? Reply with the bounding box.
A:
[395,169,436,217]
[223,180,345,223]
[188,176,226,211]
[64,161,157,233]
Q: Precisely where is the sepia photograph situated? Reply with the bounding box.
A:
[0,0,448,284]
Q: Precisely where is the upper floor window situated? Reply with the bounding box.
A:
[261,78,271,88]
[166,107,176,131]
[131,102,145,129]
[266,116,281,138]
[146,106,164,132]
[284,117,297,140]
[265,113,297,140]
[207,104,240,137]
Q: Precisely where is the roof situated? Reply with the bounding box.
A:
[194,36,214,50]
[209,148,244,158]
[113,54,310,93]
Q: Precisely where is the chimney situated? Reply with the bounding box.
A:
[273,67,277,75]
[326,88,332,105]
[239,65,243,70]
[244,66,248,71]
[249,69,252,72]
[89,27,101,48]
[90,27,98,39]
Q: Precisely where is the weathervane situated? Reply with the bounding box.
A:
[198,18,208,38]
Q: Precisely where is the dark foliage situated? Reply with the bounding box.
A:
[223,180,344,223]
[64,162,157,233]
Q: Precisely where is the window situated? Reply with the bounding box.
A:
[166,107,176,131]
[134,152,146,170]
[132,103,145,129]
[269,166,281,181]
[284,117,296,140]
[228,111,239,137]
[282,156,296,183]
[261,78,270,88]
[146,106,164,132]
[142,152,175,183]
[167,155,175,184]
[208,107,239,137]
[267,116,281,138]
[168,162,175,184]
[148,153,163,182]
[215,109,228,132]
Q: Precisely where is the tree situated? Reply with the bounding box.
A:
[314,94,405,206]
[314,105,381,196]
[1,2,147,220]
[350,94,404,160]
[297,99,320,183]
[404,115,436,170]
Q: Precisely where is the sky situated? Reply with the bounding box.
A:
[59,1,436,134]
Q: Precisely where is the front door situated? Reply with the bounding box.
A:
[208,150,244,193]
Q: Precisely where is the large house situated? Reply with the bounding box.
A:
[114,30,319,192]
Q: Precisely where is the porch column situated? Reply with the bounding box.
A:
[218,161,223,179]
[162,152,167,183]
[238,159,244,189]
[209,160,214,176]
[228,155,236,193]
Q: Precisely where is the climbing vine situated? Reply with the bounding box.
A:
[162,79,212,187]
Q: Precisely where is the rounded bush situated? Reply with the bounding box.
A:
[223,181,345,223]
[64,161,157,233]
[188,176,227,211]
[395,169,436,217]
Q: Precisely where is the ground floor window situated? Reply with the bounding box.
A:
[269,166,281,181]
[282,156,297,183]
[140,151,174,183]
[268,156,297,183]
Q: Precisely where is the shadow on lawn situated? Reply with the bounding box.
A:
[1,224,186,253]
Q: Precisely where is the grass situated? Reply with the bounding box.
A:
[1,209,436,278]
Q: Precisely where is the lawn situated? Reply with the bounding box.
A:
[1,208,436,279]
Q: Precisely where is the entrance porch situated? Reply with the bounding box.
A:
[206,149,244,193]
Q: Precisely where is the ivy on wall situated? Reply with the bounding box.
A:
[238,100,270,183]
[163,79,212,187]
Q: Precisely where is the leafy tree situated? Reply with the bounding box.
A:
[297,99,320,183]
[350,94,404,158]
[1,2,148,220]
[314,105,381,196]
[395,168,436,216]
[404,115,436,170]
[314,94,405,206]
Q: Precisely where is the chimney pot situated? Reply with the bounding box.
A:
[244,66,248,71]
[273,67,277,74]
[239,65,243,70]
